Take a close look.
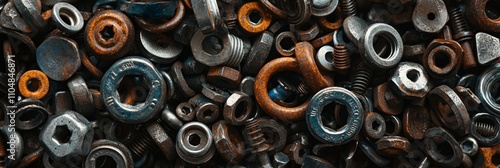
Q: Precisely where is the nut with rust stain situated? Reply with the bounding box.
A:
[363,112,386,140]
[212,120,246,164]
[238,2,272,34]
[375,136,411,157]
[84,10,135,60]
[402,105,430,140]
[466,0,500,33]
[374,82,404,115]
[207,66,242,89]
[223,92,253,126]
[423,38,463,79]
[18,70,49,100]
[389,62,432,100]
[474,144,500,167]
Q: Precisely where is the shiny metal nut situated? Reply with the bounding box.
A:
[223,92,253,126]
[359,23,403,69]
[389,62,432,100]
[51,2,84,35]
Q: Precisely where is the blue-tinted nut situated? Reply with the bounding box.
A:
[389,62,432,100]
[470,113,500,146]
[40,111,94,162]
[101,56,167,124]
[306,87,364,145]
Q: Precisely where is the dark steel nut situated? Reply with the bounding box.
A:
[389,62,432,100]
[384,115,402,136]
[242,31,273,76]
[454,86,481,112]
[176,122,216,164]
[427,85,470,137]
[84,140,133,168]
[291,20,320,41]
[212,120,245,164]
[170,61,196,98]
[84,10,135,60]
[423,127,463,167]
[51,2,83,35]
[207,66,242,89]
[176,102,195,122]
[223,92,253,126]
[14,0,46,29]
[146,122,176,161]
[306,87,363,145]
[101,56,167,124]
[470,113,500,146]
[275,31,297,57]
[14,98,49,130]
[36,36,80,81]
[40,110,94,162]
[138,29,183,64]
[402,105,430,140]
[201,83,230,103]
[0,2,34,34]
[239,76,256,96]
[189,94,221,124]
[375,136,411,157]
[191,0,226,35]
[374,82,405,115]
[67,75,94,117]
[460,136,479,156]
[363,112,386,140]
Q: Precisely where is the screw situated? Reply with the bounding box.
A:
[448,6,477,69]
[244,119,272,168]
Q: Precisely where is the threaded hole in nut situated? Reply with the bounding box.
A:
[406,69,420,82]
[27,79,41,92]
[492,152,500,166]
[427,12,436,20]
[235,101,248,119]
[434,52,450,68]
[373,34,391,59]
[486,0,500,20]
[100,26,115,41]
[248,10,263,25]
[202,36,223,54]
[53,125,71,144]
[280,36,295,51]
[189,134,201,146]
[475,118,497,137]
[95,155,117,167]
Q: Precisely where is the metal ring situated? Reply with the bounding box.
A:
[101,56,167,124]
[176,122,215,164]
[306,87,364,144]
[360,23,403,69]
[476,63,500,116]
[52,2,84,35]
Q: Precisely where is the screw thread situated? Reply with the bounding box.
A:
[449,7,472,41]
[352,63,372,95]
[226,34,249,67]
[129,132,155,160]
[333,44,351,72]
[340,0,357,17]
[244,119,268,153]
[296,81,310,96]
[474,122,496,137]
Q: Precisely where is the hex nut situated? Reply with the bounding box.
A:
[389,62,432,100]
[207,66,242,89]
[40,110,94,162]
[223,92,254,126]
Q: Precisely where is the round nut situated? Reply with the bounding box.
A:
[237,2,272,34]
[18,70,49,99]
[359,23,403,69]
[84,140,133,168]
[51,2,84,34]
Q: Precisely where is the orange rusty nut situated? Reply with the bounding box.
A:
[134,0,185,33]
[238,2,272,34]
[295,42,334,92]
[254,57,309,121]
[475,145,500,167]
[317,8,343,31]
[84,10,135,60]
[18,70,50,100]
[311,32,334,49]
[80,50,103,79]
[207,66,242,89]
[402,105,430,140]
[423,38,463,79]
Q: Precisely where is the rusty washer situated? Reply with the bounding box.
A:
[18,70,49,100]
[238,2,272,34]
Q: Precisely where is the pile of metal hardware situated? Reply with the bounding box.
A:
[1,0,500,167]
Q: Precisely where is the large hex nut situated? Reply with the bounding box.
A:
[389,62,432,100]
[40,110,94,162]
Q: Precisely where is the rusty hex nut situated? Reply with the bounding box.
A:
[223,92,253,126]
[212,121,246,164]
[389,62,432,100]
[474,145,500,167]
[466,0,500,33]
[374,82,404,115]
[84,10,135,60]
[291,21,320,41]
[423,39,463,79]
[207,66,242,89]
[18,70,49,100]
[238,2,272,34]
[375,136,411,158]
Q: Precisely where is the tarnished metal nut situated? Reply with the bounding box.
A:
[389,62,432,100]
[306,87,363,145]
[176,122,216,164]
[466,0,500,33]
[454,86,481,112]
[40,111,94,162]
[14,98,49,130]
[291,20,320,41]
[84,140,133,168]
[146,122,176,161]
[14,0,46,29]
[470,113,500,146]
[242,31,273,76]
[460,136,479,156]
[84,10,135,60]
[374,82,405,115]
[201,83,230,103]
[363,112,386,140]
[191,0,226,35]
[191,30,250,67]
[189,94,220,124]
[223,92,253,126]
[239,76,256,96]
[476,63,500,117]
[176,102,195,122]
[359,23,403,69]
[384,115,402,136]
[275,31,297,57]
[212,120,245,164]
[67,75,94,117]
[427,85,470,137]
[402,105,430,140]
[375,136,411,157]
[237,2,272,34]
[412,0,448,33]
[36,36,80,81]
[138,29,183,64]
[51,2,83,35]
[423,127,463,167]
[18,70,49,100]
[423,39,463,79]
[207,66,242,89]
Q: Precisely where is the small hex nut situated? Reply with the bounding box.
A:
[389,62,432,100]
[40,111,94,162]
[291,21,320,41]
[207,66,242,89]
[223,92,253,125]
